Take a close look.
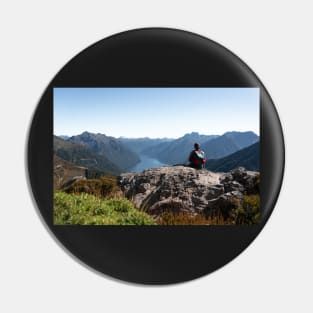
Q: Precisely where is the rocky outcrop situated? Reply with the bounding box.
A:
[118,166,259,217]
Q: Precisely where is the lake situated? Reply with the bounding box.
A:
[129,155,168,172]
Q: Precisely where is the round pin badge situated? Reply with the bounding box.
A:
[28,28,284,284]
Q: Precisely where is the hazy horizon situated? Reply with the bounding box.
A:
[54,88,260,138]
[55,129,259,140]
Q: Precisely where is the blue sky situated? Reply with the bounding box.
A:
[54,88,259,138]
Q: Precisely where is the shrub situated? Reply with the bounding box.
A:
[158,211,233,225]
[232,194,260,224]
[62,175,120,198]
[54,192,156,225]
[155,195,260,225]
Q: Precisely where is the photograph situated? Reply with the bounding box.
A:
[53,87,260,225]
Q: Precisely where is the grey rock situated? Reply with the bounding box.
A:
[206,191,243,218]
[118,166,259,216]
[61,176,86,189]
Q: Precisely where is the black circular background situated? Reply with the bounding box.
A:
[28,28,284,284]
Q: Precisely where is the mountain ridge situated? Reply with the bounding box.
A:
[53,135,121,174]
[142,131,258,165]
[54,130,259,173]
[68,131,140,171]
[206,142,260,172]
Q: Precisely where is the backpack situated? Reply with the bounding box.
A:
[193,150,206,165]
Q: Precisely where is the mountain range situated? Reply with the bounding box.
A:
[53,135,121,175]
[205,141,260,172]
[141,132,218,164]
[201,131,259,159]
[54,130,260,175]
[68,131,140,171]
[119,137,173,154]
[140,131,258,164]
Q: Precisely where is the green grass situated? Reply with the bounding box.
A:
[54,191,260,226]
[54,192,156,225]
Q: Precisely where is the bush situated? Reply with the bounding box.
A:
[158,211,233,225]
[232,194,260,224]
[62,176,119,198]
[54,192,156,225]
[155,194,261,225]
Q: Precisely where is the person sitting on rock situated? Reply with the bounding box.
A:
[188,143,206,169]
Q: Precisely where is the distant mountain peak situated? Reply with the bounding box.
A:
[183,132,200,138]
[81,131,91,135]
[223,130,258,136]
[80,131,102,135]
[57,135,70,140]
